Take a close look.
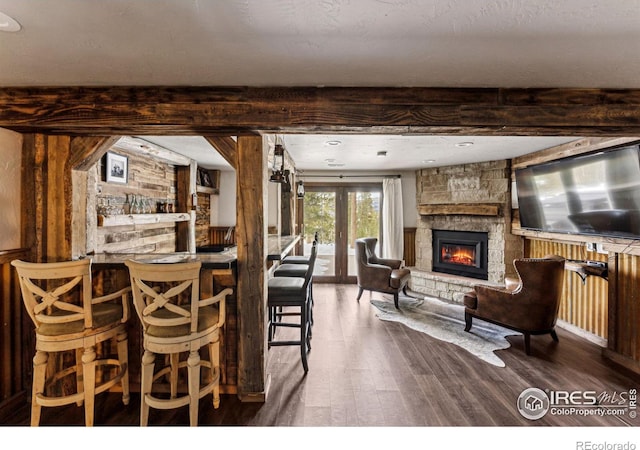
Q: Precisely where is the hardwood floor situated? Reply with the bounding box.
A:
[3,283,639,433]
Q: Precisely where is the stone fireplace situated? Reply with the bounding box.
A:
[410,160,523,302]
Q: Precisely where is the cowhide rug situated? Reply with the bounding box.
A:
[370,295,521,367]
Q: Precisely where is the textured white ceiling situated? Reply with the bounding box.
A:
[1,0,639,87]
[1,1,635,170]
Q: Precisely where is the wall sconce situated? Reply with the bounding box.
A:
[269,143,286,183]
[296,180,305,198]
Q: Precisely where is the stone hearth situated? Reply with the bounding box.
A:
[410,160,523,302]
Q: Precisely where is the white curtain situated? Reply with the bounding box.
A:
[382,177,404,261]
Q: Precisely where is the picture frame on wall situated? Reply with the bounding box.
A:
[200,170,212,187]
[106,152,128,184]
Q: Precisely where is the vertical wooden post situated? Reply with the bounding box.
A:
[235,135,269,400]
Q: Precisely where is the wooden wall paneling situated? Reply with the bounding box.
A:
[403,227,416,267]
[525,239,608,340]
[195,193,211,248]
[235,135,268,401]
[174,163,194,252]
[610,254,640,360]
[0,248,31,421]
[210,226,236,246]
[604,253,640,374]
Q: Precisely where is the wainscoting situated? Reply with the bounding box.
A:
[0,248,31,422]
[525,239,608,340]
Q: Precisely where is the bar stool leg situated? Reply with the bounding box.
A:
[300,300,309,373]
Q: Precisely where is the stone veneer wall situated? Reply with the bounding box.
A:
[411,160,523,302]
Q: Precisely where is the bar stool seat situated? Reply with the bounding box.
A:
[280,255,313,265]
[274,263,309,278]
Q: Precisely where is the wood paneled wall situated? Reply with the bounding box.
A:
[210,226,236,246]
[95,147,178,254]
[0,248,31,421]
[606,253,640,371]
[403,227,416,267]
[525,239,609,339]
[195,193,211,248]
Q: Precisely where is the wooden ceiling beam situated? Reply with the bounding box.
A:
[1,86,640,136]
[204,136,237,169]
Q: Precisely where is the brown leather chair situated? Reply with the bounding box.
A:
[463,255,565,355]
[355,237,411,309]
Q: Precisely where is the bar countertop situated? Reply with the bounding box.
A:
[267,234,301,260]
[90,251,237,269]
[89,234,301,267]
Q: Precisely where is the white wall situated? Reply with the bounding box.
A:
[213,169,237,226]
[0,128,23,250]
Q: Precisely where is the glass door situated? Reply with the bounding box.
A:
[302,183,381,283]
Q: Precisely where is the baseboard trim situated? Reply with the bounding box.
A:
[556,319,607,348]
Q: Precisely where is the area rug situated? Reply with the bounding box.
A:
[370,295,521,367]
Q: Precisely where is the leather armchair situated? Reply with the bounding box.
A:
[355,237,411,309]
[463,255,565,355]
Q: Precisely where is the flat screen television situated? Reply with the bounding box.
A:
[515,143,640,239]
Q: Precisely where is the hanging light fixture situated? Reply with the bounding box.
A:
[269,139,286,183]
[296,179,305,198]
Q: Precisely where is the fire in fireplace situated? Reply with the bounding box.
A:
[432,230,488,280]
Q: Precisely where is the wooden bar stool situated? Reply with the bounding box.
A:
[125,259,232,426]
[11,259,131,426]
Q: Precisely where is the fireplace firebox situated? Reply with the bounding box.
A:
[432,230,488,280]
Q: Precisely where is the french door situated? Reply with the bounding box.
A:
[300,183,382,283]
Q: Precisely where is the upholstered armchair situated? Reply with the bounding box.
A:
[355,237,411,309]
[463,255,565,355]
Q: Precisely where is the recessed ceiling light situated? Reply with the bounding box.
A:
[422,159,436,164]
[377,151,387,157]
[0,11,21,32]
[324,158,336,163]
[456,141,474,147]
[325,140,342,146]
[327,163,345,167]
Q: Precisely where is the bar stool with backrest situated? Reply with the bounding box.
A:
[11,259,131,426]
[267,240,317,373]
[125,259,232,426]
[280,231,318,265]
[274,233,318,322]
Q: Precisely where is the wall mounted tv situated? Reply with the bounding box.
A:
[515,143,640,239]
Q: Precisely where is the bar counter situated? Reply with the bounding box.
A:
[90,250,236,269]
[88,234,300,396]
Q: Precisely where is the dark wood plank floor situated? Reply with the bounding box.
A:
[3,284,639,434]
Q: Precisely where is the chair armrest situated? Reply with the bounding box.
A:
[472,284,519,321]
[370,256,402,269]
[360,263,393,290]
[200,287,233,328]
[93,286,132,322]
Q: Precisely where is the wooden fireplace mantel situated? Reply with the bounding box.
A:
[418,203,502,217]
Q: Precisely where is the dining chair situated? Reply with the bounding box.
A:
[124,259,232,426]
[11,258,131,426]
